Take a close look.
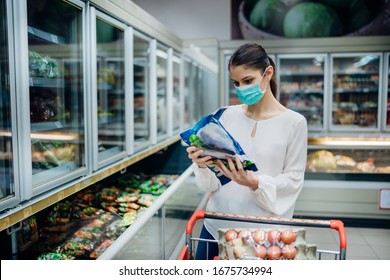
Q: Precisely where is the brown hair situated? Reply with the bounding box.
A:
[228,43,277,97]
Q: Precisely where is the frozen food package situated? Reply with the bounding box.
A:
[218,227,316,260]
[180,107,258,185]
[17,216,39,252]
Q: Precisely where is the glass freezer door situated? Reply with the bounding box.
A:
[133,32,151,150]
[94,14,126,167]
[183,58,191,128]
[27,0,86,188]
[331,53,381,131]
[172,54,181,133]
[156,45,168,139]
[0,0,18,209]
[278,55,326,131]
[386,53,390,129]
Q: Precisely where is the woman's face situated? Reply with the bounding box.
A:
[229,65,269,89]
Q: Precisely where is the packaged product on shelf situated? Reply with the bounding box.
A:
[28,50,62,79]
[137,194,156,207]
[89,239,114,259]
[116,193,139,203]
[306,150,337,172]
[120,212,138,227]
[16,216,39,252]
[218,227,315,260]
[37,252,75,260]
[180,108,257,185]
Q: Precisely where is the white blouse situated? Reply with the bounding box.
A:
[192,105,308,239]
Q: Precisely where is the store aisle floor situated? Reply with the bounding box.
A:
[305,226,390,260]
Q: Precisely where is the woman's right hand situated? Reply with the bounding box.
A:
[186,146,212,169]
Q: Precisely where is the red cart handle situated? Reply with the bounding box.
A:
[186,209,205,234]
[330,220,347,249]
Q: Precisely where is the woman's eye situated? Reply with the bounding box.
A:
[244,79,252,85]
[233,81,239,87]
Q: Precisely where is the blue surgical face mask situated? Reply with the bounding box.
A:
[234,70,268,105]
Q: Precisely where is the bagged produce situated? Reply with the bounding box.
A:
[218,227,316,260]
[180,107,258,185]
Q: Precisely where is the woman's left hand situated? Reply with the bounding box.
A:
[216,156,259,191]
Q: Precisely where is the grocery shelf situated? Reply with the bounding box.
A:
[0,136,180,232]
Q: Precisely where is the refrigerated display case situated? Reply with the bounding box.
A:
[331,53,382,131]
[294,135,390,220]
[305,136,390,180]
[21,0,87,196]
[0,0,216,260]
[92,10,128,169]
[278,54,327,131]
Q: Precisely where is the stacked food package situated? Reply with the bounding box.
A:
[16,173,178,260]
[218,227,317,260]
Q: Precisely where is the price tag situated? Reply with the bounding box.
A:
[28,26,34,34]
[379,188,390,210]
[50,34,59,44]
[23,206,33,218]
[57,191,65,201]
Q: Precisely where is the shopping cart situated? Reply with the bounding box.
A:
[179,210,347,260]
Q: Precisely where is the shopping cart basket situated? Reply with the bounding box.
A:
[179,210,347,260]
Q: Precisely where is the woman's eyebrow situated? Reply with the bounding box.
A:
[232,75,253,82]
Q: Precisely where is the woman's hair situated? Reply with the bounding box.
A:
[228,43,277,97]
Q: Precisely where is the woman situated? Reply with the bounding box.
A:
[186,43,308,260]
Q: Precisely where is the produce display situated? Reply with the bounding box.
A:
[243,0,386,38]
[16,172,178,260]
[218,227,317,260]
[180,108,257,186]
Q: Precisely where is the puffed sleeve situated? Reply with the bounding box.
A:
[252,117,307,216]
[192,163,220,192]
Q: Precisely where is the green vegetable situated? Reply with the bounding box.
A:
[283,2,343,38]
[249,0,288,36]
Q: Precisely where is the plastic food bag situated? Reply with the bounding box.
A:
[180,108,258,185]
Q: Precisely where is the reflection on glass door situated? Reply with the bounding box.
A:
[95,14,126,164]
[172,54,181,133]
[27,0,85,187]
[278,55,326,130]
[133,32,151,149]
[0,0,15,204]
[156,45,168,138]
[331,53,381,130]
